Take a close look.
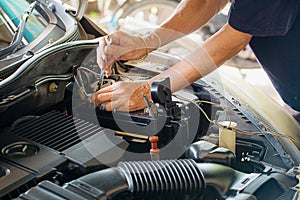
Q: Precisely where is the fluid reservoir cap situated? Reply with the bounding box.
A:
[1,141,39,158]
[219,121,237,129]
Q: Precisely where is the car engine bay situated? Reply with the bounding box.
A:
[0,37,300,200]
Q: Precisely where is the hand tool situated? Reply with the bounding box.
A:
[98,36,112,90]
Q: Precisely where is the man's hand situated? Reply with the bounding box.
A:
[97,31,149,75]
[91,81,151,112]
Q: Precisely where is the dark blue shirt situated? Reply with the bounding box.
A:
[228,0,300,111]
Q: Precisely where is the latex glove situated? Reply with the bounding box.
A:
[91,81,151,112]
[97,31,148,75]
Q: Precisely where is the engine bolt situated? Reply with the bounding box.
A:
[49,82,58,93]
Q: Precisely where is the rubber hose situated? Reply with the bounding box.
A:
[118,159,205,199]
[20,160,243,200]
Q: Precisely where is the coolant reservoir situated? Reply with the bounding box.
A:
[218,121,237,154]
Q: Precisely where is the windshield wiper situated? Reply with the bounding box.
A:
[0,1,37,59]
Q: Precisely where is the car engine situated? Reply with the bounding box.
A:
[0,37,299,200]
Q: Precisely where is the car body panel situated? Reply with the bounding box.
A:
[0,1,299,199]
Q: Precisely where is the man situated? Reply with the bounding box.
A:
[92,0,300,122]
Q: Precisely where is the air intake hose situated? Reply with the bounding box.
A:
[68,159,205,199]
[118,159,205,199]
[20,159,247,200]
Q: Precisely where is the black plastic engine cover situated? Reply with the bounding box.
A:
[0,133,67,199]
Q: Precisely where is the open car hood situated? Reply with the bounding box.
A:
[0,37,299,199]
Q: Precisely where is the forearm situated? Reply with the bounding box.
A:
[149,23,252,92]
[148,47,214,92]
[145,0,228,50]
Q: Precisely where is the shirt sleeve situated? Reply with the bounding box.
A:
[228,0,300,37]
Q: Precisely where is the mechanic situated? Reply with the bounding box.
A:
[92,0,300,123]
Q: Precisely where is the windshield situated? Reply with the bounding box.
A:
[0,0,48,49]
